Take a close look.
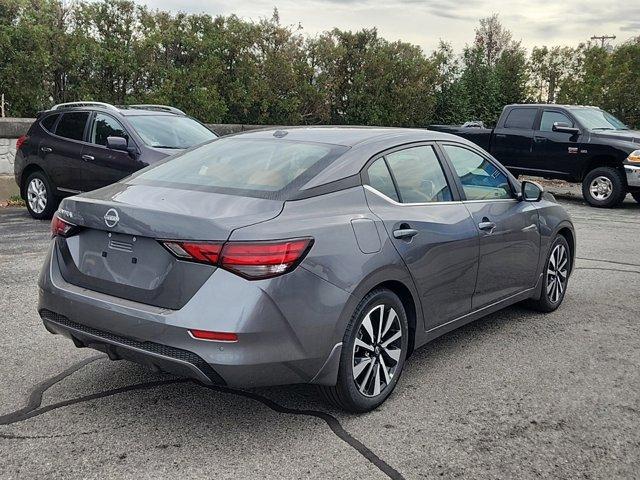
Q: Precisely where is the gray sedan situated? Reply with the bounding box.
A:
[38,127,575,412]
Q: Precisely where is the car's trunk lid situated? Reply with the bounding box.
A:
[55,183,284,309]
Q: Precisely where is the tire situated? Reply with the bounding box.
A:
[319,288,409,413]
[24,170,58,219]
[525,235,571,313]
[632,192,640,204]
[581,167,627,208]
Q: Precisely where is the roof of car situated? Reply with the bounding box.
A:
[505,103,600,110]
[234,126,464,147]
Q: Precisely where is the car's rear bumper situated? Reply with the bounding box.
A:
[624,164,640,188]
[38,242,350,388]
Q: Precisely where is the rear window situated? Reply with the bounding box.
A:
[41,114,59,132]
[131,137,348,198]
[55,112,89,141]
[504,108,537,130]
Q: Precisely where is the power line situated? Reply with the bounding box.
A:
[590,35,616,48]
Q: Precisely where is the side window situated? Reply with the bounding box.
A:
[540,111,573,132]
[91,113,128,146]
[444,145,512,200]
[41,114,60,132]
[366,158,399,202]
[504,108,537,130]
[385,146,452,203]
[55,112,90,141]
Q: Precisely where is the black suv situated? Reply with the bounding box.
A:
[14,102,218,218]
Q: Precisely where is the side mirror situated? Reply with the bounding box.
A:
[552,122,580,135]
[521,180,544,202]
[106,136,129,152]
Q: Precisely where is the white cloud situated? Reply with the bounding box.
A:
[138,0,637,52]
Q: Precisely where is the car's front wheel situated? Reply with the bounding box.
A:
[320,288,409,412]
[525,235,571,313]
[582,167,627,208]
[24,171,58,219]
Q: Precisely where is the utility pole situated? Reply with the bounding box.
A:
[590,35,616,49]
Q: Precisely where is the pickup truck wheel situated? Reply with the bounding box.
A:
[582,167,626,208]
[632,192,640,204]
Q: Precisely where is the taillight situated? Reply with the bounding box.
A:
[50,214,77,238]
[161,238,313,280]
[15,135,27,150]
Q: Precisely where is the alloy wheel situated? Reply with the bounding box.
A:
[546,243,568,303]
[27,178,47,214]
[589,176,613,201]
[352,304,403,397]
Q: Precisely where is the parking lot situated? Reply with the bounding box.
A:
[0,190,638,480]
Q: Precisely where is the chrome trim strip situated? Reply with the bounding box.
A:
[57,187,82,194]
[363,185,463,206]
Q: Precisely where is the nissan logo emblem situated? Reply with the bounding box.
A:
[104,208,119,228]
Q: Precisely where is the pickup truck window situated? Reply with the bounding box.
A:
[540,111,573,132]
[367,158,399,202]
[444,145,512,201]
[385,146,452,203]
[504,108,537,130]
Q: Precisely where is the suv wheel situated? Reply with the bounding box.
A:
[319,288,409,412]
[582,167,627,208]
[25,171,57,219]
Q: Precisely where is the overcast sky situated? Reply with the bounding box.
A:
[139,0,637,54]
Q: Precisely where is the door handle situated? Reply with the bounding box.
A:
[478,220,497,232]
[393,228,419,239]
[82,154,94,161]
[41,146,52,153]
[494,133,507,139]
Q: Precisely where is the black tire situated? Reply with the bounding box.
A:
[319,288,409,413]
[24,170,58,219]
[581,167,627,208]
[525,235,571,313]
[632,192,640,204]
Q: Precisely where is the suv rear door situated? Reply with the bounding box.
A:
[81,112,142,191]
[42,111,90,194]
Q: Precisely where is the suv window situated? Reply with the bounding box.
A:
[540,111,573,132]
[504,108,537,129]
[366,158,399,201]
[55,112,89,141]
[443,145,512,200]
[384,146,452,203]
[91,113,128,146]
[41,114,59,132]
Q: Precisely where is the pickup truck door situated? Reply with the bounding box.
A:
[490,107,538,175]
[532,109,582,179]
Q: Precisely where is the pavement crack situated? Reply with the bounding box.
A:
[0,356,405,480]
[576,257,640,268]
[576,267,640,275]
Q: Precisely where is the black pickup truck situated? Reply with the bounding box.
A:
[430,104,640,207]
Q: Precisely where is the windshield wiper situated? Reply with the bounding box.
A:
[151,145,182,149]
[591,127,615,131]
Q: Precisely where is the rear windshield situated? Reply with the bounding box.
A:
[130,137,348,199]
[127,115,217,149]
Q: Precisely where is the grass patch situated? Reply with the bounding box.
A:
[6,195,25,207]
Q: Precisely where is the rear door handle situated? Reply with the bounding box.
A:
[478,221,497,232]
[393,228,419,239]
[82,155,94,161]
[41,146,52,153]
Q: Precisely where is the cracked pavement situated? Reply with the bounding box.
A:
[0,189,639,480]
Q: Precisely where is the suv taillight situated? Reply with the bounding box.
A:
[161,238,313,280]
[15,135,27,150]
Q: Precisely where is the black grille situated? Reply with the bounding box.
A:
[40,309,224,385]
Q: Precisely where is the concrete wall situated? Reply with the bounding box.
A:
[0,118,276,176]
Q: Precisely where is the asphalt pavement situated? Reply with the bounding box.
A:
[0,190,638,479]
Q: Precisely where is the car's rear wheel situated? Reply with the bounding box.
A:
[525,235,571,313]
[319,288,409,412]
[582,167,626,208]
[25,170,58,219]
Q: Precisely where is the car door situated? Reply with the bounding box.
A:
[491,107,538,174]
[81,112,140,191]
[532,109,582,178]
[440,143,540,309]
[41,111,90,193]
[363,144,479,330]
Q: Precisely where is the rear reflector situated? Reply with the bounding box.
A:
[189,329,238,342]
[51,214,77,238]
[160,238,313,280]
[15,135,27,150]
